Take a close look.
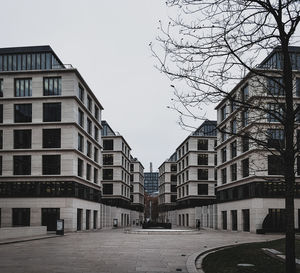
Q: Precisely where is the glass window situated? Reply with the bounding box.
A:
[231,164,237,181]
[42,155,61,175]
[198,139,208,150]
[87,118,92,135]
[103,139,113,150]
[95,105,99,120]
[221,105,227,121]
[78,133,84,152]
[43,129,61,148]
[15,78,32,97]
[297,78,300,97]
[241,109,248,127]
[86,141,92,158]
[14,130,31,149]
[267,77,284,96]
[94,126,99,141]
[242,158,249,177]
[242,134,249,152]
[12,208,30,227]
[77,158,83,177]
[87,95,92,112]
[0,79,3,97]
[267,129,284,148]
[103,154,113,165]
[43,77,61,96]
[221,168,227,184]
[43,103,61,122]
[231,119,237,134]
[13,155,31,175]
[230,141,237,158]
[268,103,283,122]
[94,147,99,163]
[0,130,2,149]
[14,104,32,123]
[86,164,91,180]
[94,168,98,184]
[221,147,227,163]
[103,184,113,194]
[268,155,284,175]
[78,84,84,102]
[241,84,249,101]
[0,155,2,175]
[198,154,208,165]
[198,169,208,180]
[78,108,84,127]
[0,105,2,123]
[198,184,208,195]
[103,169,113,180]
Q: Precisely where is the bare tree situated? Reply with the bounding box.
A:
[152,1,300,272]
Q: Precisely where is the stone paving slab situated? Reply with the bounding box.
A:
[0,229,282,273]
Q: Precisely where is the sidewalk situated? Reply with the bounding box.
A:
[0,233,62,245]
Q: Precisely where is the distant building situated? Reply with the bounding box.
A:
[144,164,159,194]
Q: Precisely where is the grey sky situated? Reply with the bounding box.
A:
[2,1,296,171]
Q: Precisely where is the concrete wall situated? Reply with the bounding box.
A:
[0,226,47,240]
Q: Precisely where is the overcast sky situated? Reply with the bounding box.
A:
[2,1,297,172]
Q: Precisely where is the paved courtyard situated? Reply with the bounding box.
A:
[0,229,282,273]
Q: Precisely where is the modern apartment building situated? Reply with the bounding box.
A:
[0,46,104,232]
[101,120,135,227]
[215,46,300,232]
[144,169,159,194]
[130,157,145,225]
[175,120,217,228]
[158,152,177,225]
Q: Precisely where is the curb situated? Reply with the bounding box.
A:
[186,240,279,273]
[0,235,62,245]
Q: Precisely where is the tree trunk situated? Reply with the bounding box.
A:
[282,42,296,273]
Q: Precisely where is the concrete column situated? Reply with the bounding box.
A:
[31,208,41,226]
[2,208,12,227]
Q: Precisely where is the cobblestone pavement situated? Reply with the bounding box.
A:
[0,228,282,273]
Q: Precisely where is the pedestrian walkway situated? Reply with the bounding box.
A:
[0,228,282,273]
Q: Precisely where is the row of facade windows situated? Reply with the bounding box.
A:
[78,109,100,142]
[77,133,99,163]
[77,158,99,184]
[177,183,209,198]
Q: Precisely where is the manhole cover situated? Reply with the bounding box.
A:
[237,264,255,267]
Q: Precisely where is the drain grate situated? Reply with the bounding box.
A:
[181,254,186,256]
[176,269,182,271]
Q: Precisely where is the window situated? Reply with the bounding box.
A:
[242,134,249,152]
[267,77,284,96]
[103,139,113,150]
[242,158,249,177]
[221,147,227,163]
[241,109,248,127]
[103,169,113,180]
[15,78,32,97]
[94,147,98,163]
[0,156,2,175]
[241,84,249,101]
[103,154,113,165]
[230,141,237,158]
[171,174,177,182]
[0,79,3,97]
[231,164,237,181]
[198,184,208,195]
[198,154,208,165]
[214,154,217,165]
[78,133,84,152]
[43,103,61,122]
[0,105,2,123]
[86,164,91,180]
[13,155,31,175]
[77,158,83,177]
[86,141,92,158]
[43,77,61,96]
[268,103,283,122]
[95,105,99,120]
[230,95,237,112]
[94,126,99,141]
[198,139,208,150]
[94,168,98,184]
[231,119,237,134]
[87,118,92,135]
[0,130,2,149]
[87,95,92,112]
[12,208,30,227]
[198,169,208,180]
[171,164,177,172]
[14,130,31,149]
[267,129,284,148]
[78,108,84,127]
[103,184,113,194]
[221,126,227,142]
[221,168,227,184]
[78,84,84,102]
[43,129,61,148]
[268,155,284,175]
[297,78,300,97]
[42,155,61,175]
[221,105,227,121]
[14,104,32,123]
